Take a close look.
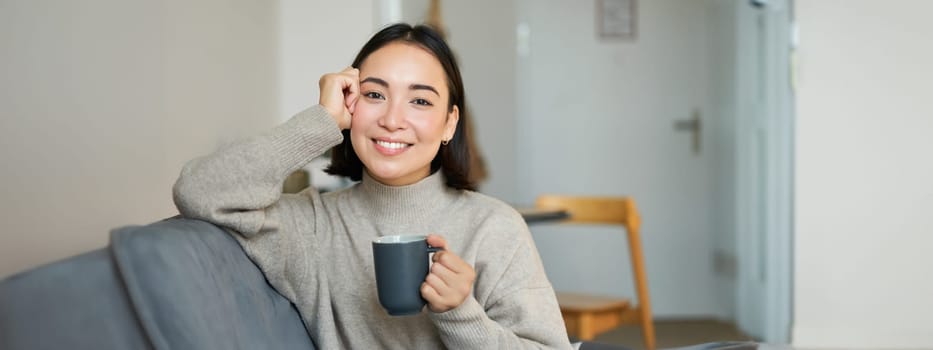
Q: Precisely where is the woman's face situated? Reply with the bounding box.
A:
[351,42,459,187]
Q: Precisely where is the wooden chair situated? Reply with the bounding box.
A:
[535,195,655,350]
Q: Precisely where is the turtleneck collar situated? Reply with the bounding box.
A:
[350,170,461,232]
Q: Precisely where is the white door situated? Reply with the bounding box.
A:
[733,0,793,343]
[514,0,722,318]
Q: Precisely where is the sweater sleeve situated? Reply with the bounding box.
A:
[171,105,342,300]
[429,209,573,350]
[172,105,342,236]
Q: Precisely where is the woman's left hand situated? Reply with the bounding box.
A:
[421,234,476,313]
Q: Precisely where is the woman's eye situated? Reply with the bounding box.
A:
[412,98,433,106]
[365,91,384,100]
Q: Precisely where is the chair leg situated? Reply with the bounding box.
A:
[578,313,596,341]
[640,310,656,350]
[624,201,654,350]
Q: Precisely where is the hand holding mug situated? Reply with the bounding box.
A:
[318,67,359,130]
[421,234,476,313]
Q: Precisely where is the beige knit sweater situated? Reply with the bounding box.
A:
[172,105,571,349]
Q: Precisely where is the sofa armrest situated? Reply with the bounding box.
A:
[0,217,316,350]
[110,218,315,349]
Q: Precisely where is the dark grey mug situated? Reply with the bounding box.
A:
[372,235,441,316]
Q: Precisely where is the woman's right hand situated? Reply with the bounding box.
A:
[318,67,360,130]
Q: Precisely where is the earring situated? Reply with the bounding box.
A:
[441,139,450,146]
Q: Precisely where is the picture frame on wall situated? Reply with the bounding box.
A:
[597,0,637,40]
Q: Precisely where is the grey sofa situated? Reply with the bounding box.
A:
[0,218,755,350]
[0,218,315,349]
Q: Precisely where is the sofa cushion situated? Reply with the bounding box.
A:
[110,218,315,350]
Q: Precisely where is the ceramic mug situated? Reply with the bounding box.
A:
[372,235,441,316]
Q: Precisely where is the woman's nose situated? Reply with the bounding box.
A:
[378,101,406,130]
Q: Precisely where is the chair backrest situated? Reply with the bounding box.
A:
[535,194,654,349]
[535,195,641,231]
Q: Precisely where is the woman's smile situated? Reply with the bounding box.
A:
[372,138,413,156]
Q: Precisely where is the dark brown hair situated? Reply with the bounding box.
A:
[325,23,474,191]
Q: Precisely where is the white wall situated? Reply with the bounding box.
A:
[793,1,933,348]
[279,0,373,120]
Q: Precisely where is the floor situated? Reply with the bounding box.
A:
[593,319,758,350]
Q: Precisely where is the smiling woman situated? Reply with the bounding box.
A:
[171,23,573,349]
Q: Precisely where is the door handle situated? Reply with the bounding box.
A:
[673,109,701,155]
